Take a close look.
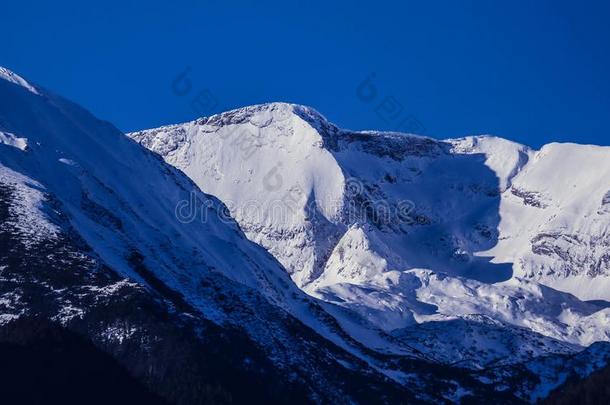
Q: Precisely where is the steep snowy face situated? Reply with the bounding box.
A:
[0,67,40,95]
[0,70,290,303]
[450,137,610,300]
[132,103,348,286]
[132,103,610,350]
[481,142,610,300]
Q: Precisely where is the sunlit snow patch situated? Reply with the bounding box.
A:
[0,131,28,151]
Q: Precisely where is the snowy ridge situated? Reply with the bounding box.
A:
[0,67,39,95]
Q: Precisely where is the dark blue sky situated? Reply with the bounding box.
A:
[2,0,609,148]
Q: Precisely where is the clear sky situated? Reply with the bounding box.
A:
[2,0,609,148]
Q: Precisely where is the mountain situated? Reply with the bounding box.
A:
[130,102,610,398]
[130,102,610,343]
[0,67,416,404]
[2,66,609,403]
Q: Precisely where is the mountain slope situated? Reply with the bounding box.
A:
[2,67,609,403]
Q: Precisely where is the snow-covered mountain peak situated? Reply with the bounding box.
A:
[188,102,441,155]
[191,102,329,132]
[0,66,40,95]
